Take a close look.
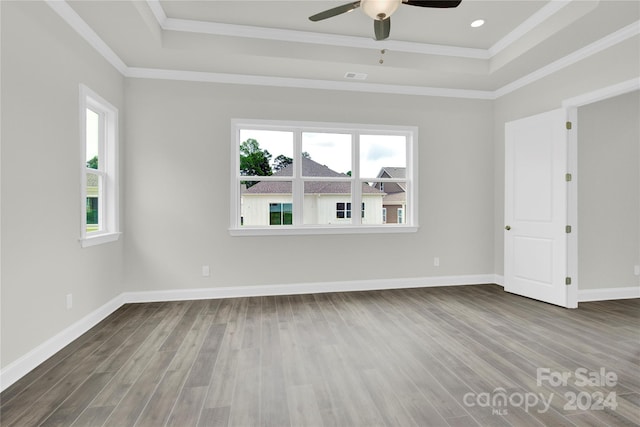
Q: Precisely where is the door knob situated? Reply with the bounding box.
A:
[505,225,511,230]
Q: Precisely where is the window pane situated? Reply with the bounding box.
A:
[369,181,407,224]
[239,130,293,177]
[359,134,406,179]
[86,172,100,232]
[86,108,100,169]
[241,181,292,226]
[302,132,351,177]
[269,203,293,225]
[303,181,352,225]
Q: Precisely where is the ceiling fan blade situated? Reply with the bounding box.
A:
[403,0,462,8]
[374,17,391,41]
[309,1,361,22]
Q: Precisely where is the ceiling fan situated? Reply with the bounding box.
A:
[309,0,462,41]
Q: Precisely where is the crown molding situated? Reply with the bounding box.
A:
[488,0,572,56]
[562,77,640,108]
[45,1,639,101]
[126,67,495,99]
[46,0,127,75]
[494,20,640,98]
[147,0,572,60]
[161,16,489,59]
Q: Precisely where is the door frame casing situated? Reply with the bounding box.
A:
[562,78,638,307]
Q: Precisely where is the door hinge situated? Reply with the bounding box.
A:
[565,277,572,285]
[565,173,572,182]
[566,121,572,130]
[565,225,572,233]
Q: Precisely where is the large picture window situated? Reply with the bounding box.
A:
[80,85,120,247]
[231,120,417,235]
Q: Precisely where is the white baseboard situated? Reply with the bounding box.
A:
[124,274,499,303]
[0,273,497,393]
[0,293,125,393]
[578,286,640,302]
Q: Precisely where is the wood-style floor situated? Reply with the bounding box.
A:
[1,285,638,426]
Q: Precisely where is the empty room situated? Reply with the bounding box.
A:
[1,0,639,426]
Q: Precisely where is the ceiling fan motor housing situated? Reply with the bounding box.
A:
[361,0,402,20]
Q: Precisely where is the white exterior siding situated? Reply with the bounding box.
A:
[242,194,383,225]
[242,194,292,226]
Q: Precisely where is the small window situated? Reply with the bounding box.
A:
[80,85,120,247]
[335,203,366,219]
[336,202,349,219]
[382,207,387,224]
[398,208,404,224]
[270,203,293,225]
[230,120,418,235]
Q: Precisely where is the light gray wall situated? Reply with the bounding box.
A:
[1,2,125,368]
[493,35,640,276]
[577,91,640,290]
[123,79,495,291]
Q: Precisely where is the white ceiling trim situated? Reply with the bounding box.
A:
[46,0,128,75]
[488,0,572,56]
[494,20,640,98]
[562,77,640,108]
[44,1,640,101]
[146,0,168,26]
[160,16,489,59]
[126,67,494,99]
[146,0,570,60]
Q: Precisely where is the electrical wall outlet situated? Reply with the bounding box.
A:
[434,257,440,267]
[634,265,640,276]
[202,265,210,277]
[66,294,73,310]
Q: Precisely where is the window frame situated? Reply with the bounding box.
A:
[79,85,120,247]
[230,119,418,236]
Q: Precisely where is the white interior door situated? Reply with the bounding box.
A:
[505,108,570,307]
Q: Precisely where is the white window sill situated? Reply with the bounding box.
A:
[229,225,418,237]
[80,232,122,248]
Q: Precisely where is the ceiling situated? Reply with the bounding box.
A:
[64,0,639,95]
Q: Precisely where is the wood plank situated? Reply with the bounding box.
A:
[183,323,227,388]
[197,406,230,427]
[286,384,324,427]
[70,406,116,427]
[165,386,208,427]
[39,372,114,427]
[226,347,261,426]
[101,350,177,426]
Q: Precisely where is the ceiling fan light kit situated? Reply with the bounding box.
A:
[361,0,402,21]
[309,0,462,41]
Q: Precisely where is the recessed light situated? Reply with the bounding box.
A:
[471,19,485,28]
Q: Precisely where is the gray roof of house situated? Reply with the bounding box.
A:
[377,167,406,179]
[245,158,384,195]
[376,167,406,193]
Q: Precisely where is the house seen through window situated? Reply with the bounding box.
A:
[231,120,416,235]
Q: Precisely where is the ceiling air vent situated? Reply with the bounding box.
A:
[344,72,367,80]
